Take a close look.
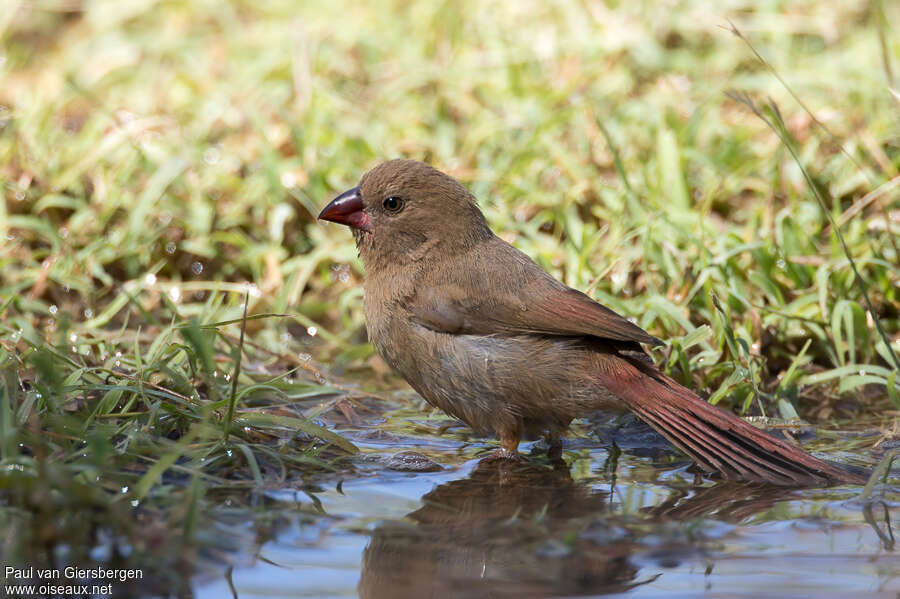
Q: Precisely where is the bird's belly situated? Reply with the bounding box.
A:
[368,320,625,434]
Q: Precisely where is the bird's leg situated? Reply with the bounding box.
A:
[544,430,563,463]
[485,421,522,461]
[496,434,520,459]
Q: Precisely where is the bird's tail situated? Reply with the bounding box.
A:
[597,356,866,486]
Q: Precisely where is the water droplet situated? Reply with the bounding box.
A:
[299,353,311,362]
[130,499,139,507]
[306,326,318,337]
[776,259,786,269]
[10,329,21,341]
[224,373,231,382]
[280,172,297,188]
[115,351,122,357]
[194,290,206,300]
[121,486,129,493]
[159,211,173,225]
[69,332,78,343]
[83,308,93,319]
[859,369,866,376]
[168,286,181,302]
[144,273,157,286]
[14,190,25,201]
[49,305,58,314]
[226,449,233,457]
[165,242,177,254]
[59,227,69,239]
[246,283,261,298]
[191,261,203,275]
[203,147,220,165]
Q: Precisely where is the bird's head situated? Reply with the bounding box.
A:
[318,159,492,267]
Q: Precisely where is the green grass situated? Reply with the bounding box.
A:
[0,0,898,580]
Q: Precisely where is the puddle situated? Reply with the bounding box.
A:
[192,398,899,599]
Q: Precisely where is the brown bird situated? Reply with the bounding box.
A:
[319,159,865,486]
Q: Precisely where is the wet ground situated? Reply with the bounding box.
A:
[192,393,899,599]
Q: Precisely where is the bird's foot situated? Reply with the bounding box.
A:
[481,429,522,463]
[482,446,522,463]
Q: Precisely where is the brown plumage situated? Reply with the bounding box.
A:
[319,159,866,486]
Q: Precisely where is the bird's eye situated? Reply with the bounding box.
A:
[382,196,404,213]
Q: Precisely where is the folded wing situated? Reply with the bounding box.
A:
[409,237,662,346]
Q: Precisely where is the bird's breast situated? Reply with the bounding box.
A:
[362,293,626,431]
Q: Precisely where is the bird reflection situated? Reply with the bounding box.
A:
[359,460,796,599]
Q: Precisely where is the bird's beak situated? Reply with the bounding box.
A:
[318,186,371,232]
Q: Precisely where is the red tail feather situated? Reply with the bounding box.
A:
[597,357,866,486]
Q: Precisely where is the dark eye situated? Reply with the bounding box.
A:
[382,196,404,213]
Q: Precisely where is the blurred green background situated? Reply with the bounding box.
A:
[0,0,898,587]
[3,0,897,411]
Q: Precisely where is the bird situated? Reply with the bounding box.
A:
[318,159,866,486]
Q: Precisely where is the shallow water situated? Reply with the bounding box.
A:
[192,399,899,599]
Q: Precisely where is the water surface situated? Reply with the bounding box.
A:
[194,400,898,599]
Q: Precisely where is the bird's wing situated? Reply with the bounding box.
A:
[409,238,662,346]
